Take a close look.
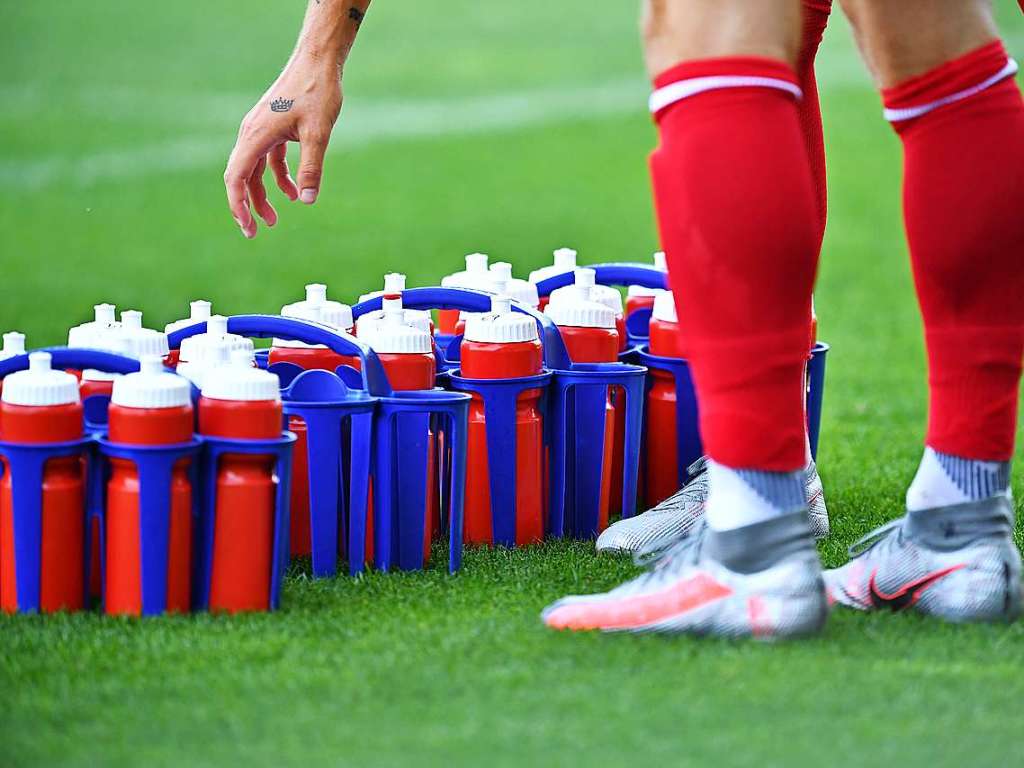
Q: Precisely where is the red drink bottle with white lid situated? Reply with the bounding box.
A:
[0,332,25,362]
[105,355,194,615]
[489,262,540,313]
[645,290,685,506]
[439,253,491,335]
[270,283,356,372]
[543,279,618,532]
[199,348,282,612]
[530,247,578,310]
[0,352,85,612]
[625,251,667,319]
[269,285,355,558]
[68,303,121,399]
[461,295,545,545]
[360,297,437,561]
[548,268,627,351]
[549,269,629,512]
[164,300,213,368]
[176,315,253,389]
[358,273,435,338]
[0,333,26,396]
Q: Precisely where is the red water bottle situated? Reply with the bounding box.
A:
[360,298,438,560]
[462,296,545,545]
[0,333,26,396]
[548,268,627,351]
[543,280,618,532]
[625,251,667,319]
[199,349,283,612]
[549,268,629,513]
[68,303,121,397]
[0,352,85,613]
[453,271,510,339]
[176,315,253,388]
[269,285,356,558]
[164,300,213,367]
[359,273,435,337]
[269,283,356,372]
[530,247,578,310]
[489,262,540,313]
[439,253,491,335]
[68,303,119,350]
[645,290,685,506]
[105,355,194,615]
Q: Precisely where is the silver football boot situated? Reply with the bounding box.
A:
[543,511,828,639]
[596,457,829,555]
[825,496,1021,623]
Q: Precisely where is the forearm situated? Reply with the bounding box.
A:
[292,0,371,73]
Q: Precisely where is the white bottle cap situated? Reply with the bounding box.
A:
[277,284,354,348]
[441,253,492,289]
[165,300,213,334]
[654,251,667,271]
[652,290,677,323]
[201,346,280,403]
[2,352,80,407]
[359,297,432,354]
[114,310,170,359]
[548,268,624,316]
[0,332,26,360]
[179,315,253,364]
[529,247,578,284]
[111,355,192,409]
[543,271,616,330]
[489,262,540,308]
[68,303,121,350]
[464,295,539,344]
[384,273,406,293]
[356,274,432,332]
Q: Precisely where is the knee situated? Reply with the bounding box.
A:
[839,0,999,87]
[641,0,804,78]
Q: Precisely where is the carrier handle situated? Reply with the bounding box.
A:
[167,314,394,397]
[352,287,573,371]
[0,348,141,378]
[534,263,668,297]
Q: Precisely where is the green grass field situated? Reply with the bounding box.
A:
[3,3,1024,766]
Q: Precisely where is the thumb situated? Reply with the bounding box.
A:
[297,126,329,204]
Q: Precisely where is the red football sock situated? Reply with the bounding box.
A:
[884,40,1024,460]
[650,57,820,471]
[798,0,832,240]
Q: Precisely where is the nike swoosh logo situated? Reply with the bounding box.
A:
[868,564,965,611]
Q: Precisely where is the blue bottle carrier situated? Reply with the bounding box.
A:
[532,261,829,504]
[354,286,648,545]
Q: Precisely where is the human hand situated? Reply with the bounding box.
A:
[224,55,342,238]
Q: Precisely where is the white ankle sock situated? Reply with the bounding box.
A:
[906,447,1011,512]
[705,460,807,532]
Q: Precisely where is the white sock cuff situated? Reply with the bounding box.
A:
[883,58,1018,123]
[649,75,803,115]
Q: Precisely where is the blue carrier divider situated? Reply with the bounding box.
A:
[357,287,644,543]
[634,342,831,501]
[0,436,93,613]
[169,315,388,579]
[0,348,144,613]
[806,342,829,458]
[535,262,668,349]
[195,432,296,611]
[548,363,647,536]
[96,437,202,615]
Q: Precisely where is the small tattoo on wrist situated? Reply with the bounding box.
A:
[348,7,365,25]
[270,97,295,113]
